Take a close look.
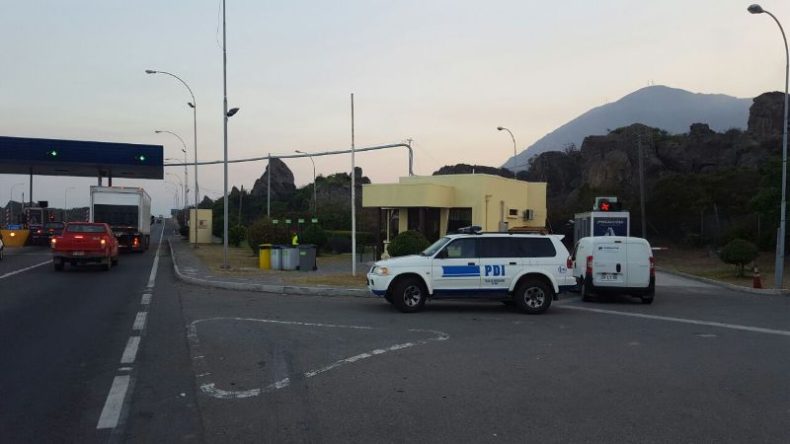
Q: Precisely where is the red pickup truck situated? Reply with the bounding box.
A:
[51,222,119,271]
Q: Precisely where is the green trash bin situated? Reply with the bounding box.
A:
[258,244,272,269]
[297,244,317,271]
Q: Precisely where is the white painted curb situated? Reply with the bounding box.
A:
[168,240,373,298]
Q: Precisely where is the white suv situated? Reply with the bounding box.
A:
[367,229,575,314]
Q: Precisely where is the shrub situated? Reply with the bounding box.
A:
[718,238,759,277]
[246,218,290,253]
[301,224,328,252]
[388,230,430,257]
[229,225,247,247]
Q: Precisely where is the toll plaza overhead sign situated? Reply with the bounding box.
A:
[0,136,163,179]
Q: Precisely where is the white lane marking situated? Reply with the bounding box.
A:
[96,226,165,431]
[132,312,147,331]
[561,305,790,337]
[140,294,151,305]
[0,260,51,280]
[96,375,131,429]
[120,336,141,364]
[189,317,450,399]
[146,228,165,288]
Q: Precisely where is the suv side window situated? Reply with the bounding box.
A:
[444,238,477,259]
[516,238,557,258]
[479,238,515,258]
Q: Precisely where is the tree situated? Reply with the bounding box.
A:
[719,239,759,277]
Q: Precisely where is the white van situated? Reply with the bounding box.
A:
[570,236,655,304]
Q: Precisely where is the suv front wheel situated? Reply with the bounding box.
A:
[514,278,553,314]
[391,277,427,313]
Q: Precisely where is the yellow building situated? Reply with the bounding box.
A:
[362,174,547,241]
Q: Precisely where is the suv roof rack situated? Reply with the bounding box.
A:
[455,225,483,234]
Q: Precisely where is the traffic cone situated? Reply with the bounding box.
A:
[752,266,762,289]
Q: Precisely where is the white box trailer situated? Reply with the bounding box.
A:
[90,186,151,251]
[573,211,630,243]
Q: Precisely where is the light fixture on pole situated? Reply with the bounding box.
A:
[497,126,518,171]
[145,68,199,248]
[295,150,317,215]
[64,187,75,222]
[748,3,789,288]
[156,130,189,213]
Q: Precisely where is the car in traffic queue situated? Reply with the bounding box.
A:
[51,222,119,271]
[367,226,576,314]
[0,231,5,261]
[28,224,49,246]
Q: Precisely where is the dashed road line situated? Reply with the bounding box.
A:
[140,294,152,305]
[120,336,141,364]
[132,312,147,331]
[0,260,51,280]
[561,304,790,337]
[96,376,131,430]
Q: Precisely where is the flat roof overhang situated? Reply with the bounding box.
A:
[0,136,163,179]
[363,183,455,208]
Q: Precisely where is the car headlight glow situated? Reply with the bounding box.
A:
[373,266,389,276]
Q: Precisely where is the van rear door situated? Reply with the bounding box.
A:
[591,239,627,287]
[626,239,651,288]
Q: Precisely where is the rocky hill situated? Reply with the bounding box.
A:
[522,92,786,246]
[504,85,752,172]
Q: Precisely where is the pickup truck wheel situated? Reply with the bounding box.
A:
[53,258,64,271]
[103,258,112,271]
[111,257,119,267]
[514,278,553,314]
[391,277,426,313]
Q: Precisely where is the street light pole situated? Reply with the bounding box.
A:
[296,150,317,215]
[145,68,199,248]
[220,0,241,269]
[64,187,75,222]
[156,130,189,214]
[497,126,518,171]
[749,4,789,288]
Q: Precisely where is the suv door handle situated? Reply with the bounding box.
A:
[509,262,517,265]
[468,262,476,266]
[616,264,621,273]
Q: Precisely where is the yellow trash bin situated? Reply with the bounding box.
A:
[259,244,272,269]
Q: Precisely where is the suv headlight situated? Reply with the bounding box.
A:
[372,266,389,276]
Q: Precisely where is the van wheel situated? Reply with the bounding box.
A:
[641,296,654,304]
[514,278,553,314]
[391,277,426,313]
[54,258,64,271]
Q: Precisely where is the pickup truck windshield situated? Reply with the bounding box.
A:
[66,225,106,233]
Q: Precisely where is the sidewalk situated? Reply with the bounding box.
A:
[168,234,373,297]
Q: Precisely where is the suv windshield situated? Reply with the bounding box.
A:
[421,237,451,256]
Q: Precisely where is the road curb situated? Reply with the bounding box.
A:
[657,267,790,296]
[167,240,373,298]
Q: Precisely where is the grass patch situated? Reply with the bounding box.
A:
[655,245,780,288]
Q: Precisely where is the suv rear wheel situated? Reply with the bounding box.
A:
[514,278,553,314]
[391,277,427,313]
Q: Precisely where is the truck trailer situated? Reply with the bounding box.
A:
[89,186,151,251]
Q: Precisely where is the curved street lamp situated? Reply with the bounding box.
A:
[156,130,189,211]
[295,150,317,215]
[748,4,789,288]
[497,126,518,170]
[146,69,200,248]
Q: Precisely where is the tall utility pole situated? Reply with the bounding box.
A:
[351,93,357,277]
[267,153,271,218]
[221,0,230,269]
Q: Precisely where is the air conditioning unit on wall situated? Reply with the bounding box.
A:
[522,209,534,220]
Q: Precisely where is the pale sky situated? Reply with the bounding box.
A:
[1,0,788,215]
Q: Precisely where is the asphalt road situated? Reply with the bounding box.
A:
[0,224,165,443]
[167,260,789,443]
[2,226,789,443]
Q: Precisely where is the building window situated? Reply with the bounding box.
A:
[448,208,472,233]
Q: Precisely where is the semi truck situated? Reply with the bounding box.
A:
[89,186,151,251]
